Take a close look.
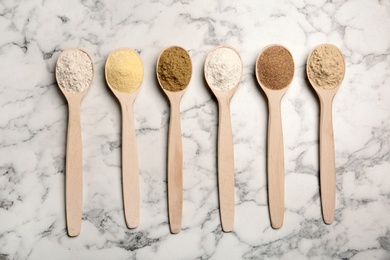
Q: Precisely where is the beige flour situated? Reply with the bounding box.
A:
[56,49,93,93]
[307,45,344,90]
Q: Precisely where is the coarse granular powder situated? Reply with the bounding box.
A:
[257,46,294,90]
[157,46,192,92]
[307,45,345,90]
[204,47,242,91]
[106,49,144,93]
[56,49,93,93]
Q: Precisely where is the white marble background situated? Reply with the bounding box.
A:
[1,0,390,259]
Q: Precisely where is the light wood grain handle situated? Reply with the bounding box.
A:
[66,102,83,237]
[167,101,183,234]
[217,99,235,232]
[121,103,140,229]
[267,100,285,229]
[319,99,336,224]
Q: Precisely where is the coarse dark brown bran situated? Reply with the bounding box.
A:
[257,46,294,90]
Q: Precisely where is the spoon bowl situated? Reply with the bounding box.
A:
[256,44,294,97]
[307,44,345,91]
[106,48,143,99]
[56,48,94,101]
[204,46,242,99]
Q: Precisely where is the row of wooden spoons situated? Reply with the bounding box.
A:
[55,44,345,236]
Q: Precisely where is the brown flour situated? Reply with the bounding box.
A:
[157,46,192,92]
[257,46,294,90]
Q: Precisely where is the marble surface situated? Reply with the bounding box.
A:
[1,0,390,259]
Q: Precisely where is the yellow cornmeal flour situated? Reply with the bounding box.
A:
[106,49,144,93]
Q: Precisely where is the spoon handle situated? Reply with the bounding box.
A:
[167,101,183,234]
[65,101,83,237]
[217,99,235,232]
[319,99,336,224]
[121,102,140,229]
[267,100,285,229]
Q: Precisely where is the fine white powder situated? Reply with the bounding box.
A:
[204,47,242,91]
[56,49,93,93]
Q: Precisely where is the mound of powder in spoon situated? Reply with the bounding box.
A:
[257,46,294,90]
[204,47,242,91]
[157,47,192,92]
[307,45,345,90]
[106,49,144,93]
[56,49,93,93]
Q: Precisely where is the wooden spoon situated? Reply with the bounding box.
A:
[105,48,144,228]
[306,44,345,224]
[55,48,94,237]
[255,45,294,229]
[204,46,243,232]
[156,46,192,234]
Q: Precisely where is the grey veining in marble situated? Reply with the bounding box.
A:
[1,0,390,259]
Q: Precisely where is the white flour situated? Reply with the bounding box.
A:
[56,49,93,93]
[204,47,242,91]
